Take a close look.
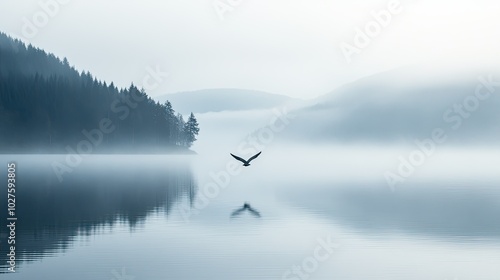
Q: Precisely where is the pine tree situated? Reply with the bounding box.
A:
[163,100,179,144]
[177,113,186,146]
[184,113,199,148]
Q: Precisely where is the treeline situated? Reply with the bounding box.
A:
[0,32,199,153]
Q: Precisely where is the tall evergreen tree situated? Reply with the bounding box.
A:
[177,113,186,146]
[184,113,200,148]
[164,100,178,143]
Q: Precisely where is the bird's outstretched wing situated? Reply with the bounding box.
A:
[230,207,246,218]
[247,151,262,163]
[231,153,247,164]
[247,207,261,218]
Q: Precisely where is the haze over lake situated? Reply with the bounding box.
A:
[2,108,500,280]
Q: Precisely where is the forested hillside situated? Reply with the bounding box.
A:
[0,32,198,153]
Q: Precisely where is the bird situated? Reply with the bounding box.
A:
[231,202,261,218]
[230,151,262,166]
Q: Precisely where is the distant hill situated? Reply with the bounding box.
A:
[157,89,297,114]
[0,32,197,153]
[284,67,500,145]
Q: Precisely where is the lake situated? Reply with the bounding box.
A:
[1,145,500,279]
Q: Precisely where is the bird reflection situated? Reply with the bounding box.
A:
[231,202,261,218]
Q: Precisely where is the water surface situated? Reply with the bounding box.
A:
[0,150,499,280]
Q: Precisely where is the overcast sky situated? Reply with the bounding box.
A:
[1,0,499,99]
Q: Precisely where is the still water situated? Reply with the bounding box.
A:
[0,149,500,280]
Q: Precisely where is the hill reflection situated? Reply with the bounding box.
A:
[0,156,196,273]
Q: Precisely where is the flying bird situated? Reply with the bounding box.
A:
[231,202,261,218]
[230,151,262,166]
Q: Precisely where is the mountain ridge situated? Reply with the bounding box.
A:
[0,31,198,153]
[157,88,299,114]
[284,67,500,145]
